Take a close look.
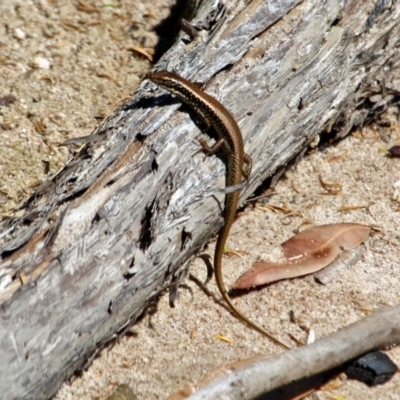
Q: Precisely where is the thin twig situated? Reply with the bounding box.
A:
[187,305,400,400]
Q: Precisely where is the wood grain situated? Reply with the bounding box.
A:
[0,0,399,398]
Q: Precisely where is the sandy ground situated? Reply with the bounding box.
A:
[1,1,399,400]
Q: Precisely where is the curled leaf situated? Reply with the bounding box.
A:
[233,223,371,289]
[282,223,371,258]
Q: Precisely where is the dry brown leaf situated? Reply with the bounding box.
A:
[214,334,235,344]
[324,152,347,163]
[224,249,248,258]
[257,204,292,214]
[282,223,371,259]
[233,245,339,289]
[290,388,317,400]
[319,176,342,195]
[233,223,370,289]
[128,45,153,61]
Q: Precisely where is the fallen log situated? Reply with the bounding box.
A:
[1,0,400,399]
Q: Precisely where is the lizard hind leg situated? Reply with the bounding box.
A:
[194,137,224,159]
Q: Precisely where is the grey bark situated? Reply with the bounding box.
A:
[0,0,400,399]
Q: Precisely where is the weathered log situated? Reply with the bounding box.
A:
[1,0,400,399]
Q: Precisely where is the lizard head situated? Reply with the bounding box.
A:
[147,70,181,90]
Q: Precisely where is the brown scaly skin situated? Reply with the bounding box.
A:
[148,70,289,349]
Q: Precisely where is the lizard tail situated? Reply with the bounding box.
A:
[213,193,289,349]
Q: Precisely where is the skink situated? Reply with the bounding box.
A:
[148,70,288,349]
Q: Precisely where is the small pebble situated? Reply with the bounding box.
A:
[388,145,400,157]
[32,56,51,70]
[0,95,16,107]
[346,351,398,386]
[105,384,136,400]
[14,28,26,40]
